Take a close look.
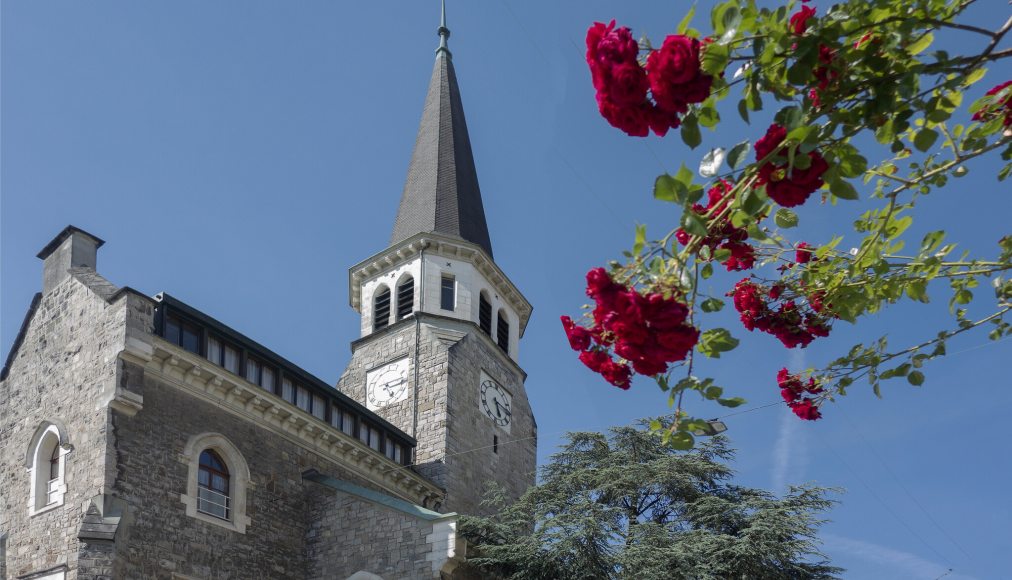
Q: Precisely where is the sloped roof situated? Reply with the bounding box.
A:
[389,38,494,257]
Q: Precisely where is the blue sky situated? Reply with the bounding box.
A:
[2,1,1010,577]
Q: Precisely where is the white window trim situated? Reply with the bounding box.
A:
[27,425,68,517]
[179,433,251,534]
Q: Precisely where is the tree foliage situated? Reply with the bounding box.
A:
[563,0,1012,446]
[459,423,842,579]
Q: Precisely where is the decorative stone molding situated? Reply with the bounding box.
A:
[148,340,443,507]
[179,432,252,534]
[348,232,531,332]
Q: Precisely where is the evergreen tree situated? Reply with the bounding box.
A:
[459,422,842,579]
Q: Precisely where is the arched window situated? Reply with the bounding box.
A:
[198,450,231,520]
[478,292,492,336]
[396,276,414,320]
[181,433,251,533]
[373,285,391,331]
[496,309,510,354]
[26,422,68,515]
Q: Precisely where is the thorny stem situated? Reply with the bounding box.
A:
[825,306,1010,382]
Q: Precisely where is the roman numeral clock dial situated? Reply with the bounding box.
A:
[479,375,512,434]
[366,358,410,410]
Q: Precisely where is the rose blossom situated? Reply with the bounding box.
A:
[789,5,817,35]
[972,81,1012,128]
[646,34,714,114]
[754,123,829,207]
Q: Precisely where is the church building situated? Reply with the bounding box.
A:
[0,12,536,580]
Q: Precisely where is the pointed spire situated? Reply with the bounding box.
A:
[437,0,450,57]
[389,3,494,257]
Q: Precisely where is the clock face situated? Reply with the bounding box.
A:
[479,376,512,433]
[366,358,409,410]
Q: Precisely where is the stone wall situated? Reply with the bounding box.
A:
[336,313,536,517]
[0,274,132,579]
[109,368,407,580]
[306,486,441,579]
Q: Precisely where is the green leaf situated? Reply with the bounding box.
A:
[907,371,925,386]
[913,128,938,152]
[727,140,751,169]
[682,211,708,237]
[701,297,725,312]
[700,262,714,279]
[669,430,695,450]
[774,208,799,228]
[698,104,721,129]
[681,114,702,149]
[830,178,859,200]
[738,99,750,123]
[920,231,945,255]
[704,385,723,400]
[701,43,729,78]
[963,67,987,87]
[654,174,681,203]
[697,328,740,358]
[837,149,868,178]
[741,185,766,215]
[633,224,647,255]
[906,32,934,56]
[677,4,696,35]
[717,397,746,408]
[906,280,929,303]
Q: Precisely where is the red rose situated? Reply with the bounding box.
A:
[796,242,814,264]
[561,316,592,351]
[789,399,822,420]
[597,96,651,137]
[586,21,639,88]
[579,349,609,373]
[754,124,828,207]
[646,34,714,114]
[789,5,817,35]
[600,359,633,389]
[603,62,649,107]
[972,81,1012,127]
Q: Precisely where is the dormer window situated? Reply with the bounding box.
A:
[396,276,415,320]
[479,292,492,336]
[496,310,510,354]
[373,286,391,331]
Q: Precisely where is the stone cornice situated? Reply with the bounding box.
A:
[144,339,444,507]
[348,232,533,335]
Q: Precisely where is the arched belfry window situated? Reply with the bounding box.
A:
[373,285,391,331]
[478,292,492,336]
[26,422,68,515]
[396,276,414,320]
[496,310,510,354]
[198,450,231,520]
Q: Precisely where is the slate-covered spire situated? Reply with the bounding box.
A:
[390,3,494,257]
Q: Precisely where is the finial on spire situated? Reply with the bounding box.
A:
[437,0,451,57]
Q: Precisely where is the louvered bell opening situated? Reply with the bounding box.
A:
[396,278,414,320]
[374,288,391,331]
[496,312,509,354]
[478,294,492,336]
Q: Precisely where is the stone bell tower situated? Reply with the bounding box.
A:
[334,6,536,516]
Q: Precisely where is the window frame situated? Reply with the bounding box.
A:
[496,309,510,354]
[197,450,231,521]
[373,285,392,331]
[478,292,493,336]
[440,275,456,311]
[396,276,414,320]
[180,433,251,534]
[27,423,67,516]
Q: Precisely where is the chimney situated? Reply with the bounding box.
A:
[36,226,105,295]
